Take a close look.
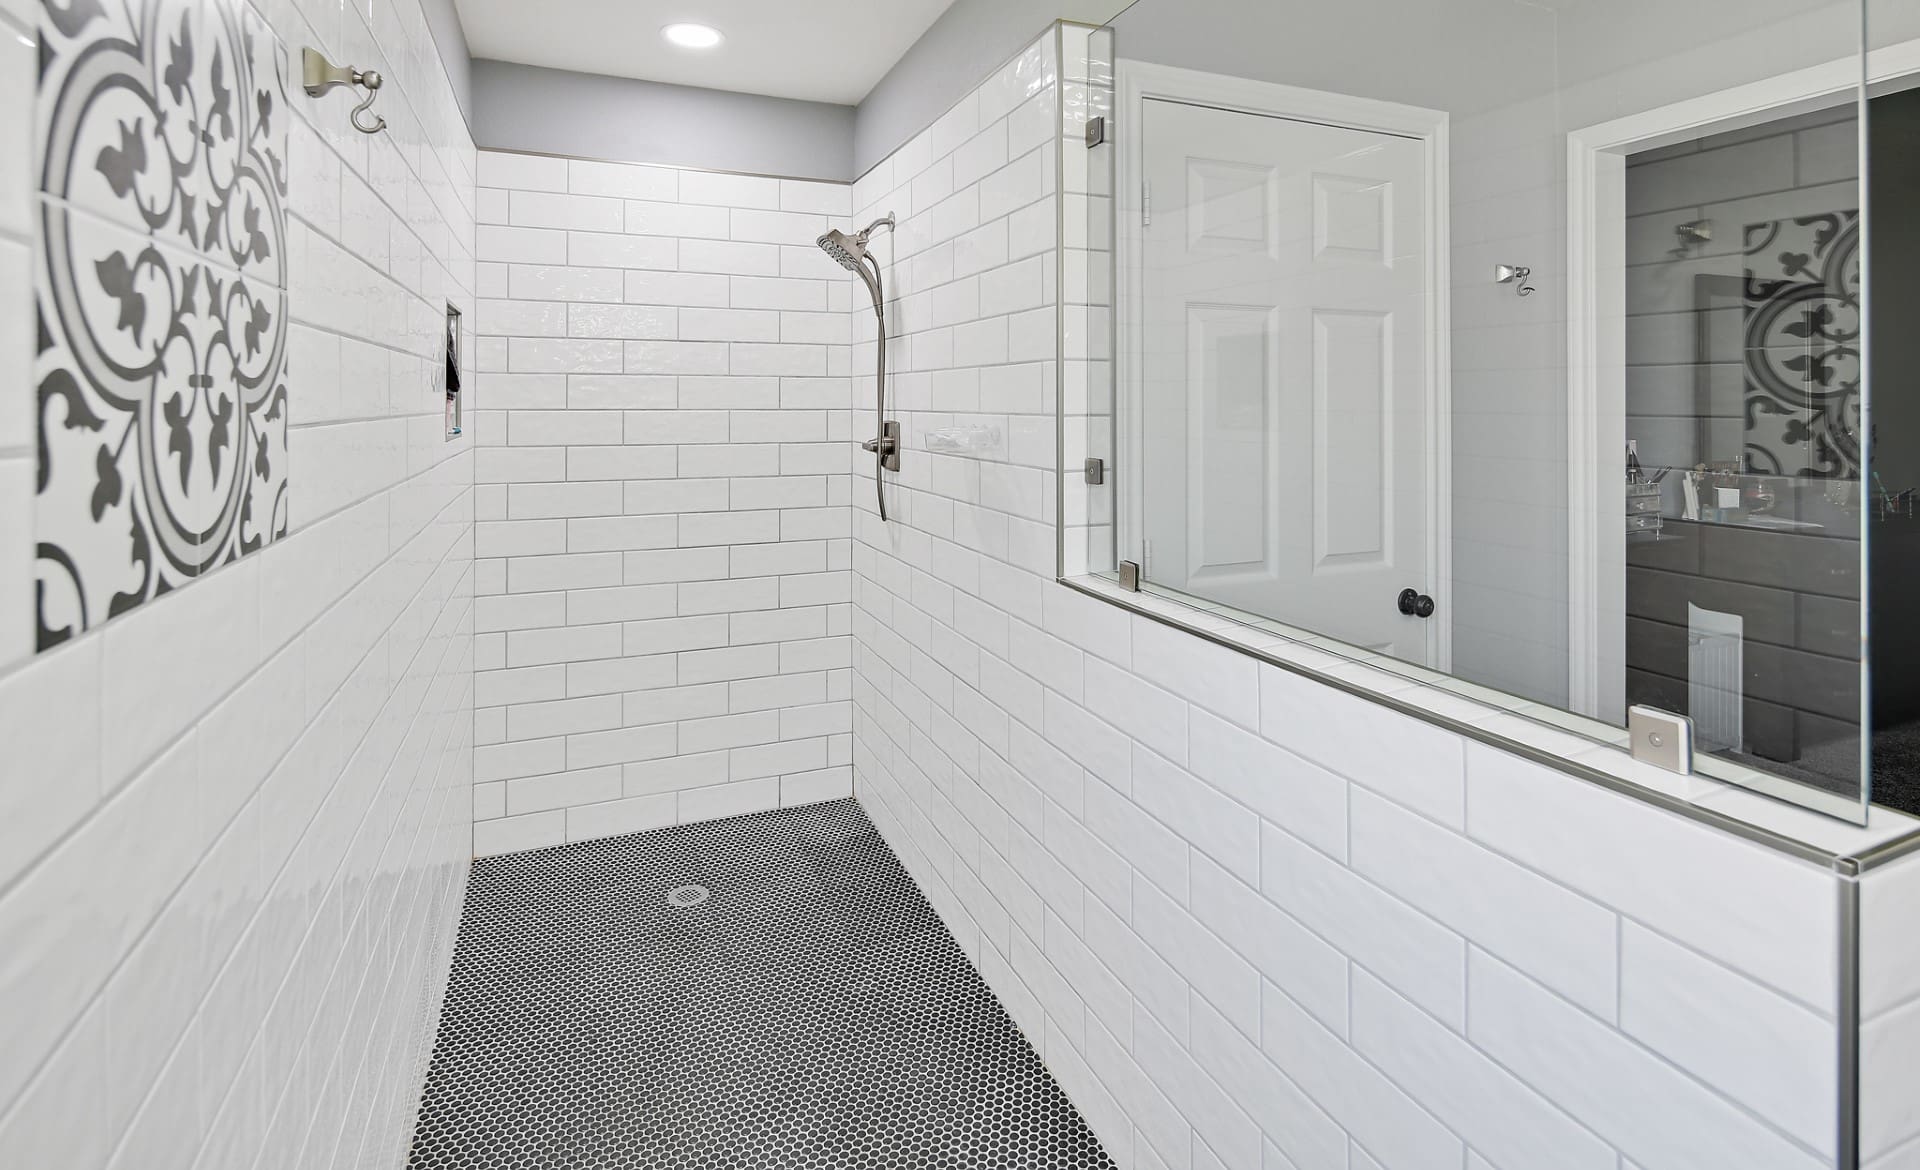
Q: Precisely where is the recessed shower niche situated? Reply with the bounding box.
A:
[442,301,463,440]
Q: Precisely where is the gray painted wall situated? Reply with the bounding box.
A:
[464,0,1124,181]
[471,59,856,181]
[421,0,473,120]
[1105,0,1558,116]
[853,0,1120,175]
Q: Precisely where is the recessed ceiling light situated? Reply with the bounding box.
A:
[662,23,723,49]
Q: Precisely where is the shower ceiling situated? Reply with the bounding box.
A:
[454,0,961,104]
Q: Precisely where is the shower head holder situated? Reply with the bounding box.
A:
[819,213,901,519]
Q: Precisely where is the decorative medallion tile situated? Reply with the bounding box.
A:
[34,0,290,650]
[1742,211,1860,480]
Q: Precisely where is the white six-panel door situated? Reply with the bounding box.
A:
[1138,97,1434,663]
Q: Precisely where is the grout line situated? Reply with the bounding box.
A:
[0,506,475,1137]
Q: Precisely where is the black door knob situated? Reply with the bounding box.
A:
[1397,588,1436,618]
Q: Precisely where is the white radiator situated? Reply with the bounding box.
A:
[1687,603,1744,753]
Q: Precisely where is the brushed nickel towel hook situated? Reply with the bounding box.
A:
[1493,263,1534,297]
[303,47,386,134]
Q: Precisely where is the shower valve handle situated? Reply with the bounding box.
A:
[863,420,902,473]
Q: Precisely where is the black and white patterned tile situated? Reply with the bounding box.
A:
[408,799,1118,1169]
[1742,210,1860,480]
[34,0,290,649]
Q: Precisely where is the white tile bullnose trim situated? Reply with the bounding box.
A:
[1062,572,1920,872]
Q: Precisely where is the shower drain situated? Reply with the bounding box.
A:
[665,884,710,909]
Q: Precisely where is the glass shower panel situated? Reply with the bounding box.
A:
[1867,0,1920,815]
[1620,106,1863,805]
[1133,102,1433,664]
[1068,0,1883,821]
[1063,24,1116,578]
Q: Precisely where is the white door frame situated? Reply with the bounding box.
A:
[1115,59,1453,670]
[1564,39,1920,722]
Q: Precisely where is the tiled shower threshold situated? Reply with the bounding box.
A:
[407,799,1115,1168]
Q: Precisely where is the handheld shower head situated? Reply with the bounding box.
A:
[819,212,900,521]
[816,214,895,317]
[816,228,868,272]
[816,215,895,265]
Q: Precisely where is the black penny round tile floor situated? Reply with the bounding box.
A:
[406,798,1117,1169]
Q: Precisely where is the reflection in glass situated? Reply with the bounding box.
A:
[1621,107,1862,799]
[1069,0,1905,820]
[1133,90,1438,668]
[1869,80,1920,814]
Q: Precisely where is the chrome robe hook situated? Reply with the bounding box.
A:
[303,48,386,134]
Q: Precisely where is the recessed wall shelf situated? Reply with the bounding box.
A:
[442,302,463,440]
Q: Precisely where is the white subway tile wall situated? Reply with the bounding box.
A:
[1863,849,1920,1169]
[0,0,476,1166]
[0,0,31,674]
[1062,28,1114,578]
[0,7,1907,1170]
[849,26,1848,1170]
[471,152,857,854]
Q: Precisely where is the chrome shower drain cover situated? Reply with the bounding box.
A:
[665,884,709,909]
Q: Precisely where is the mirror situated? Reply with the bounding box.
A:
[1063,0,1920,822]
